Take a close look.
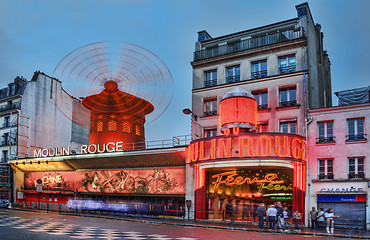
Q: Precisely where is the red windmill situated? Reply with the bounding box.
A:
[82,80,154,150]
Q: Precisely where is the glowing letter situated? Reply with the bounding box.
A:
[257,136,271,157]
[275,136,289,157]
[81,145,87,154]
[291,138,302,159]
[239,136,254,157]
[219,138,232,158]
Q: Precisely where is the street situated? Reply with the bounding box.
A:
[0,209,345,240]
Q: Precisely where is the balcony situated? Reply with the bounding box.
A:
[279,65,296,74]
[226,75,240,83]
[194,28,305,61]
[316,136,335,144]
[204,79,217,87]
[348,173,365,180]
[346,134,367,142]
[318,174,334,180]
[204,111,217,117]
[279,100,297,107]
[0,103,21,112]
[251,70,267,79]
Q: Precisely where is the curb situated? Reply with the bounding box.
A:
[8,208,370,239]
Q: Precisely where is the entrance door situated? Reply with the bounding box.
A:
[318,202,366,229]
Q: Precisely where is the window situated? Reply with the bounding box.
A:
[317,121,334,143]
[204,70,217,87]
[279,87,297,107]
[226,65,240,83]
[204,128,217,138]
[251,60,267,79]
[135,125,143,136]
[107,120,117,132]
[280,120,296,134]
[97,121,103,132]
[204,98,217,116]
[318,159,334,180]
[1,150,8,163]
[279,55,296,74]
[123,122,132,133]
[3,116,10,128]
[348,157,365,179]
[2,133,8,145]
[347,118,365,141]
[257,122,268,133]
[253,91,268,110]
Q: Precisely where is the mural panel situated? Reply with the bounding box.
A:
[24,168,185,195]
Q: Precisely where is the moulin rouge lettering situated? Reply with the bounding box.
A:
[187,134,306,164]
[212,171,284,189]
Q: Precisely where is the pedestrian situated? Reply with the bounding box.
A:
[292,209,302,232]
[309,206,318,228]
[257,203,266,229]
[282,207,290,231]
[276,202,284,230]
[325,208,339,234]
[316,208,325,229]
[225,201,232,220]
[267,204,277,230]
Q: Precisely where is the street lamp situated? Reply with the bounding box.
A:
[182,108,197,121]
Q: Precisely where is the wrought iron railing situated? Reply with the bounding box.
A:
[279,100,297,107]
[318,174,334,180]
[257,104,269,110]
[0,103,21,112]
[226,75,240,83]
[251,70,268,79]
[348,173,365,179]
[279,65,296,74]
[346,134,367,141]
[204,79,217,87]
[194,28,304,61]
[316,136,335,143]
[204,111,217,117]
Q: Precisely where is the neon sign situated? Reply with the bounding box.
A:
[212,171,284,189]
[187,133,306,164]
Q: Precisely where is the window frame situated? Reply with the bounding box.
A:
[226,65,240,83]
[348,157,365,179]
[253,91,268,110]
[347,118,366,141]
[318,159,334,180]
[278,55,296,74]
[204,128,217,138]
[203,98,218,116]
[204,69,217,87]
[317,121,334,143]
[279,86,297,107]
[251,60,267,79]
[257,122,269,133]
[279,120,297,134]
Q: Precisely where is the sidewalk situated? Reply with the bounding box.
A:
[10,208,370,239]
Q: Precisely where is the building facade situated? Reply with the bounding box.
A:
[307,87,370,230]
[187,3,330,222]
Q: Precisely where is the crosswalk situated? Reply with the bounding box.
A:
[0,215,198,240]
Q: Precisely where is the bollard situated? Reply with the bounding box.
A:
[47,202,48,213]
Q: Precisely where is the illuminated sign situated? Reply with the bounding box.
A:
[320,187,363,193]
[207,169,293,198]
[33,141,128,158]
[24,168,185,195]
[14,161,73,172]
[187,133,306,164]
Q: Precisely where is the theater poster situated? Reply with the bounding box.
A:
[24,168,185,195]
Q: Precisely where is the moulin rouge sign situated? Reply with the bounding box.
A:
[187,133,306,164]
[33,141,128,158]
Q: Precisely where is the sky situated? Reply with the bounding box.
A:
[0,0,370,142]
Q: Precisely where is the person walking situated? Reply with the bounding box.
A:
[325,208,338,234]
[292,210,302,232]
[267,204,277,230]
[257,203,266,229]
[309,206,318,228]
[276,202,284,230]
[282,207,290,231]
[316,208,325,229]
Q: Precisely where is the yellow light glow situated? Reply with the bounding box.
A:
[12,161,72,172]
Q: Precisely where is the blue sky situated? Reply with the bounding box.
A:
[1,0,369,142]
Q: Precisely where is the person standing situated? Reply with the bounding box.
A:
[309,206,318,228]
[282,207,290,231]
[257,203,266,229]
[276,202,284,230]
[316,208,325,229]
[267,204,277,230]
[325,208,338,234]
[292,210,302,232]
